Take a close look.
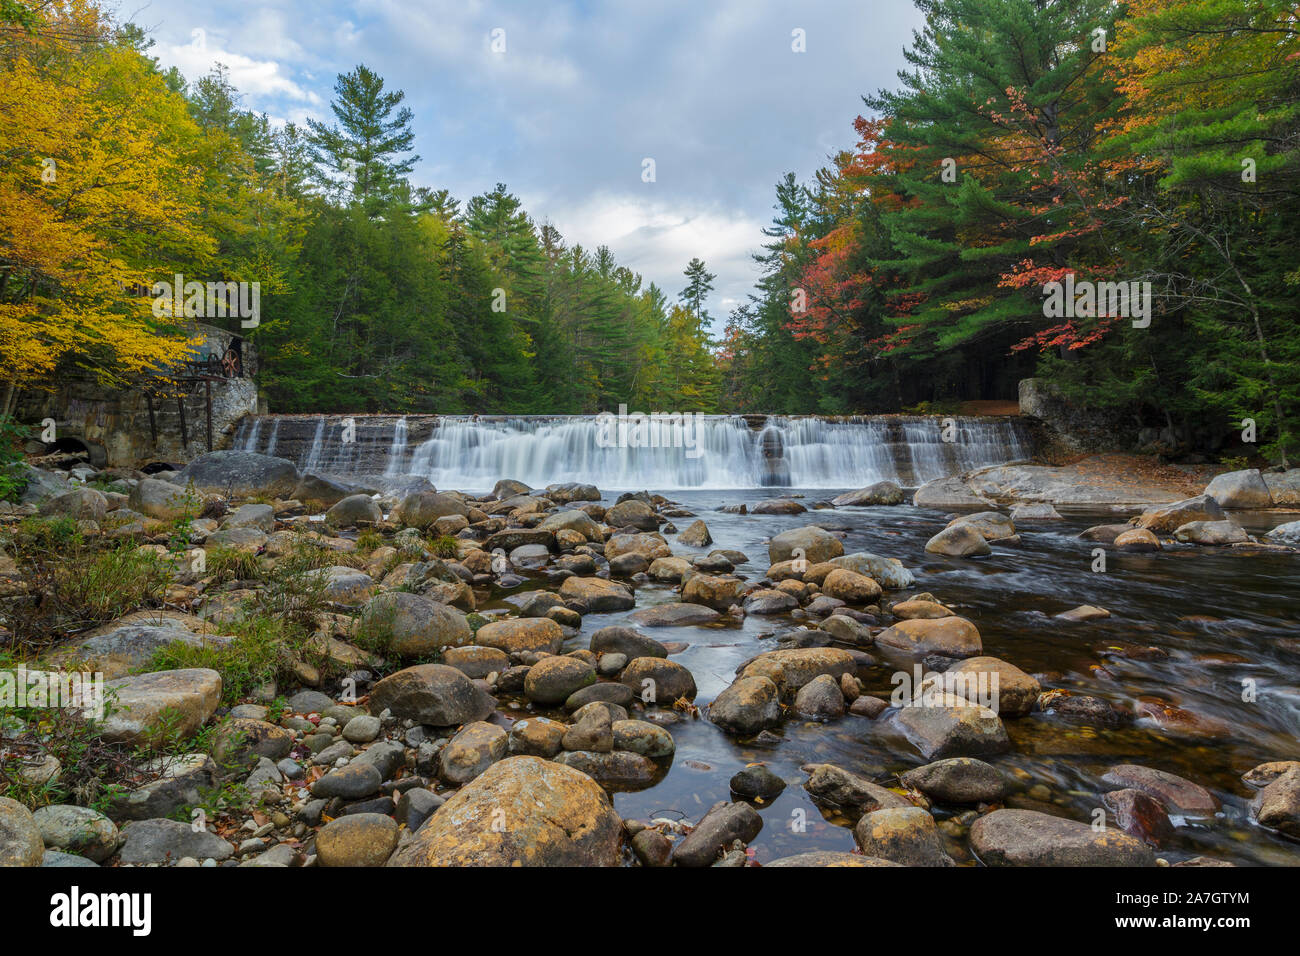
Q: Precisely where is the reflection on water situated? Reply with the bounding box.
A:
[485,488,1300,865]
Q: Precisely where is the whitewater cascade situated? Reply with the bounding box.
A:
[231,414,1030,491]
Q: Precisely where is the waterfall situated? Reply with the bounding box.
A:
[230,413,1030,491]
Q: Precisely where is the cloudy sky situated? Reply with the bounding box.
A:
[133,0,923,331]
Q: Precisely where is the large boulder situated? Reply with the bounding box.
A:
[680,573,744,611]
[621,657,697,703]
[821,568,882,603]
[946,512,1016,541]
[605,498,658,531]
[292,473,353,508]
[535,509,602,541]
[129,477,192,520]
[475,618,564,656]
[900,758,1011,804]
[709,676,782,735]
[368,664,494,727]
[524,656,597,706]
[1173,520,1249,545]
[970,809,1154,866]
[325,494,382,528]
[45,621,233,680]
[393,491,470,530]
[925,523,991,557]
[1134,495,1226,533]
[39,487,108,522]
[628,602,720,626]
[912,477,991,510]
[920,655,1040,716]
[875,617,982,658]
[854,807,954,866]
[1263,469,1300,506]
[738,647,857,696]
[96,669,222,748]
[1204,469,1272,509]
[832,481,904,507]
[387,756,622,866]
[559,577,635,612]
[357,592,472,658]
[768,526,844,565]
[174,451,299,498]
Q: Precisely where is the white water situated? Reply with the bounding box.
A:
[236,414,1027,490]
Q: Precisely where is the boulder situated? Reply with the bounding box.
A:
[117,818,234,864]
[920,655,1040,716]
[875,617,982,658]
[912,477,991,510]
[894,693,1010,759]
[368,664,495,727]
[970,809,1154,866]
[803,764,912,812]
[925,523,991,557]
[1173,520,1249,545]
[128,477,192,520]
[316,814,398,867]
[621,657,697,703]
[393,491,470,530]
[535,509,602,541]
[325,494,382,528]
[524,656,597,706]
[292,474,353,507]
[677,520,713,548]
[556,750,659,790]
[45,621,233,680]
[768,526,844,565]
[440,721,508,784]
[475,617,564,656]
[544,483,601,504]
[175,451,299,498]
[589,626,668,660]
[794,673,846,720]
[628,602,720,627]
[604,533,671,560]
[752,498,806,515]
[1204,469,1272,509]
[1263,469,1300,506]
[1134,495,1226,533]
[0,798,44,868]
[1264,520,1300,545]
[821,568,882,603]
[96,668,222,748]
[824,553,914,590]
[559,577,635,612]
[739,647,857,695]
[605,498,658,531]
[387,756,622,866]
[357,591,472,658]
[1250,766,1300,837]
[671,802,762,867]
[854,807,954,866]
[832,481,904,507]
[32,806,119,863]
[39,487,108,522]
[708,676,782,735]
[680,573,743,611]
[441,645,510,679]
[1100,764,1220,817]
[1114,528,1161,551]
[900,757,1011,804]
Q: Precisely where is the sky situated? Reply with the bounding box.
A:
[130,0,925,332]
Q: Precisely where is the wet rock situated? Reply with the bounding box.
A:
[316,814,399,867]
[1078,523,1130,543]
[739,647,857,695]
[557,750,659,790]
[681,573,744,611]
[742,589,799,614]
[894,693,1010,759]
[925,523,991,557]
[947,511,1016,541]
[832,481,904,507]
[730,764,786,801]
[854,807,954,866]
[559,576,635,612]
[1100,764,1220,817]
[439,721,508,784]
[117,818,235,864]
[563,707,614,753]
[969,808,1154,866]
[677,519,713,548]
[850,696,889,718]
[1114,528,1161,551]
[752,498,807,515]
[368,663,495,727]
[1134,699,1232,738]
[388,756,621,866]
[793,673,846,720]
[672,801,762,867]
[605,498,659,530]
[647,556,693,582]
[475,617,564,656]
[609,552,649,576]
[621,657,696,703]
[1173,520,1249,545]
[1134,495,1226,534]
[604,532,672,560]
[612,719,674,758]
[1250,766,1300,837]
[565,682,636,710]
[590,625,668,660]
[1010,502,1062,520]
[876,617,982,658]
[921,656,1039,717]
[96,668,222,748]
[357,592,472,658]
[508,716,568,757]
[901,757,1011,804]
[1242,761,1300,788]
[768,526,844,565]
[891,599,953,620]
[524,655,596,706]
[1037,690,1127,727]
[823,553,914,590]
[1055,605,1110,622]
[1102,789,1173,847]
[628,602,721,627]
[441,645,510,679]
[1263,520,1300,545]
[708,676,782,735]
[1204,469,1272,509]
[535,509,602,540]
[0,797,44,867]
[803,764,912,812]
[822,568,882,603]
[765,851,902,867]
[631,828,673,867]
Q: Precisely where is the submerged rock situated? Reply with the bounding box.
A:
[969,809,1154,866]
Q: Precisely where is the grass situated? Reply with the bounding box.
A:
[427,533,459,558]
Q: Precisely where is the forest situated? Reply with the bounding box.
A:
[2,0,1298,461]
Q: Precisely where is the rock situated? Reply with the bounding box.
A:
[525,656,597,705]
[970,809,1155,866]
[325,494,382,528]
[128,477,192,520]
[821,568,882,604]
[393,491,469,530]
[648,556,693,582]
[605,498,658,530]
[1250,767,1300,837]
[768,526,844,565]
[920,656,1040,717]
[708,676,782,735]
[925,523,992,557]
[612,719,674,758]
[509,717,569,757]
[1114,528,1161,551]
[46,621,233,680]
[39,487,108,522]
[803,764,912,812]
[890,599,952,620]
[739,647,857,695]
[342,714,382,744]
[221,502,275,532]
[730,764,786,801]
[211,717,294,770]
[912,477,994,509]
[765,851,902,867]
[475,618,564,656]
[559,576,635,612]
[1134,699,1232,738]
[681,573,743,611]
[1263,469,1300,506]
[631,829,673,867]
[288,689,333,714]
[0,797,44,867]
[628,602,720,627]
[32,806,118,863]
[818,614,873,646]
[440,721,508,784]
[535,509,602,540]
[175,450,299,498]
[854,807,954,866]
[563,708,614,753]
[621,657,696,703]
[793,673,846,720]
[292,473,353,507]
[368,664,495,727]
[825,553,914,589]
[672,802,762,867]
[96,668,221,748]
[357,592,472,658]
[900,758,1011,804]
[948,512,1016,541]
[388,756,622,866]
[1078,523,1131,543]
[312,566,376,604]
[311,762,383,799]
[1134,495,1226,533]
[590,626,668,660]
[1055,605,1110,622]
[850,696,889,717]
[545,482,601,504]
[875,617,982,658]
[1242,761,1300,787]
[832,481,904,507]
[1173,520,1249,545]
[1038,690,1127,727]
[1009,502,1062,520]
[117,818,234,864]
[565,683,635,710]
[677,519,713,548]
[1100,764,1220,817]
[1264,520,1300,545]
[894,693,1010,759]
[42,850,99,867]
[557,750,659,790]
[741,589,799,614]
[105,753,219,822]
[203,527,267,552]
[1102,789,1173,847]
[315,813,398,867]
[490,478,532,500]
[395,789,444,831]
[442,645,510,679]
[1205,469,1272,509]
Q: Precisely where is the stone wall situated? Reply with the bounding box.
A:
[1018,378,1129,454]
